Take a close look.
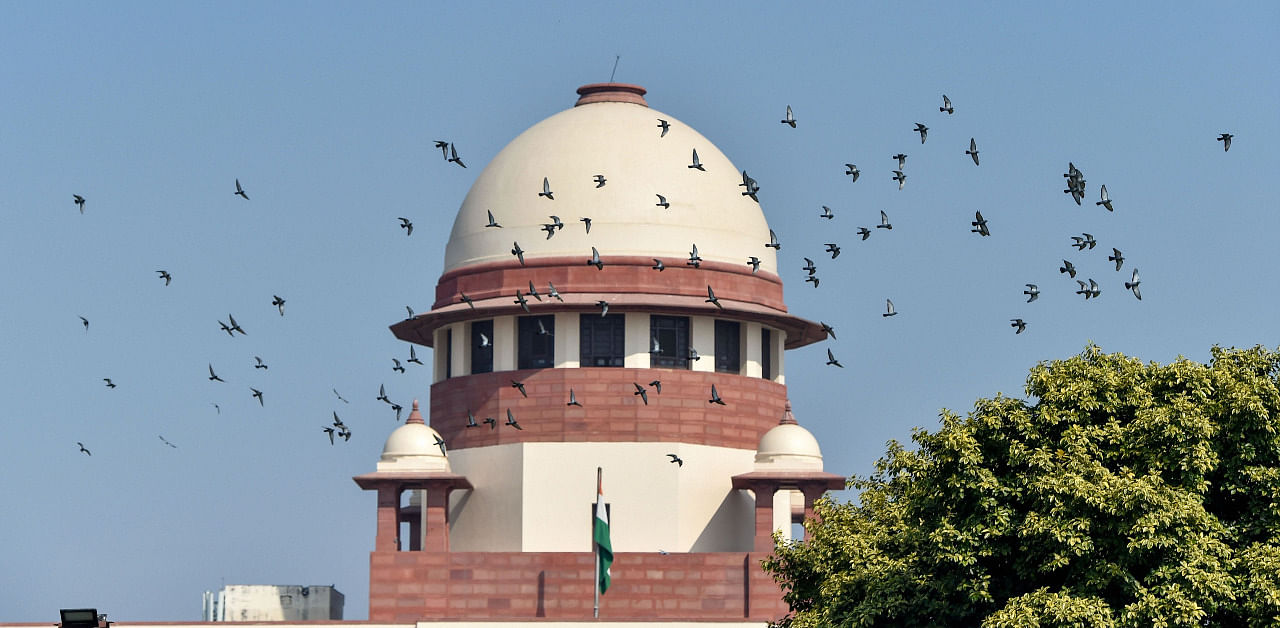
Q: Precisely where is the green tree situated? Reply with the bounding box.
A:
[764,345,1280,627]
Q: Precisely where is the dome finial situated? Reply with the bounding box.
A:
[779,400,798,425]
[407,399,425,425]
[575,83,647,107]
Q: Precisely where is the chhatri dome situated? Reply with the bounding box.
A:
[366,83,844,624]
[444,83,777,275]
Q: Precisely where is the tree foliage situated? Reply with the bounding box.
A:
[764,345,1280,627]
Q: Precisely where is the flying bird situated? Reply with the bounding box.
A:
[228,314,246,335]
[593,174,607,188]
[218,319,234,337]
[77,442,91,456]
[596,300,609,317]
[465,411,478,428]
[398,217,413,235]
[747,256,761,273]
[940,94,954,114]
[688,149,705,171]
[514,290,529,313]
[652,258,665,271]
[1010,319,1027,334]
[580,217,592,233]
[80,316,89,332]
[766,229,781,250]
[528,281,543,302]
[892,170,907,190]
[1109,248,1125,271]
[587,246,603,270]
[826,349,843,368]
[667,453,683,467]
[483,417,497,429]
[1096,185,1114,212]
[893,153,907,170]
[539,177,554,200]
[1060,260,1077,278]
[512,380,527,397]
[877,210,893,230]
[254,356,268,369]
[391,403,403,422]
[485,210,502,228]
[74,194,86,213]
[234,179,249,200]
[649,380,662,394]
[708,384,726,405]
[966,138,980,165]
[323,426,336,445]
[1024,284,1039,303]
[1126,269,1142,300]
[857,227,871,240]
[434,140,449,159]
[971,211,990,236]
[459,292,474,308]
[272,295,285,316]
[158,435,178,448]
[407,346,423,365]
[377,384,390,404]
[547,282,563,302]
[705,285,722,310]
[914,123,928,144]
[687,244,702,268]
[332,412,346,430]
[478,332,491,347]
[405,305,415,320]
[505,409,522,430]
[392,358,405,373]
[1217,133,1233,152]
[567,389,583,407]
[434,435,447,456]
[633,382,649,405]
[844,164,860,182]
[251,387,263,406]
[448,143,465,168]
[819,205,834,220]
[208,364,224,382]
[655,193,670,209]
[511,242,525,265]
[802,257,817,275]
[687,347,701,362]
[825,243,840,259]
[104,378,116,389]
[780,105,796,128]
[820,321,836,339]
[333,388,349,404]
[657,119,670,137]
[156,270,172,285]
[805,275,819,288]
[883,299,897,317]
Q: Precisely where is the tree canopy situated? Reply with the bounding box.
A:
[764,345,1280,627]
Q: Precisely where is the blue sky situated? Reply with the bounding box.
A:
[1,1,1276,621]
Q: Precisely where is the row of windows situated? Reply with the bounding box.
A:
[443,314,775,378]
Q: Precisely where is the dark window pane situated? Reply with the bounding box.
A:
[580,314,625,367]
[518,315,555,369]
[649,315,690,369]
[715,320,741,374]
[445,328,453,379]
[761,328,772,380]
[471,320,493,374]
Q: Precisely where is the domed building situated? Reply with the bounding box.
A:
[357,83,845,624]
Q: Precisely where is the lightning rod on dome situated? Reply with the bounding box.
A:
[609,55,620,82]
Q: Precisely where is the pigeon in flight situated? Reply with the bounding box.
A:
[708,384,726,405]
[74,194,86,213]
[747,256,761,273]
[398,217,413,236]
[1024,284,1039,303]
[567,389,583,407]
[1125,269,1142,300]
[392,358,405,373]
[739,170,760,201]
[821,322,836,340]
[780,105,796,128]
[657,119,670,137]
[1109,248,1125,271]
[208,364,224,382]
[971,211,990,236]
[940,94,954,114]
[434,140,449,159]
[433,435,447,456]
[104,378,116,388]
[593,174,607,188]
[892,170,907,190]
[514,290,530,313]
[826,349,843,368]
[333,388,349,404]
[1096,185,1114,212]
[323,426,336,445]
[158,435,178,448]
[486,210,502,228]
[80,316,89,332]
[802,258,817,275]
[511,380,527,398]
[893,153,907,170]
[819,205,834,220]
[655,193,670,209]
[78,442,91,456]
[915,123,928,144]
[1070,233,1097,251]
[536,317,552,336]
[505,409,522,430]
[405,306,415,320]
[407,346,423,365]
[766,229,781,250]
[251,387,264,406]
[1060,260,1077,278]
[579,217,592,233]
[825,243,840,259]
[805,275,819,288]
[857,227,871,240]
[1010,319,1027,334]
[254,356,268,370]
[228,314,246,335]
[877,210,893,230]
[966,138,980,165]
[667,453,683,467]
[459,292,475,308]
[272,295,286,316]
[541,223,557,240]
[156,270,172,285]
[219,319,235,337]
[587,247,604,270]
[483,417,497,430]
[652,259,665,271]
[596,300,609,317]
[687,244,702,268]
[688,149,705,171]
[448,143,466,168]
[377,384,390,404]
[547,282,563,302]
[705,285,723,310]
[845,164,860,182]
[235,179,249,200]
[649,380,662,394]
[511,242,525,266]
[391,403,403,422]
[883,299,898,317]
[465,411,478,428]
[634,382,649,405]
[539,177,554,200]
[527,281,542,302]
[1217,133,1233,152]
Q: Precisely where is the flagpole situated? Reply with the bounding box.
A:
[594,466,601,619]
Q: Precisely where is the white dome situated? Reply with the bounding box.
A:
[444,86,777,274]
[378,421,450,472]
[754,423,823,471]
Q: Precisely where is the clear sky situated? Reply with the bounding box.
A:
[2,1,1276,621]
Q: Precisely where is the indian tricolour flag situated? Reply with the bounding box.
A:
[594,469,613,595]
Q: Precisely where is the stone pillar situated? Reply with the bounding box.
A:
[375,486,400,552]
[751,481,780,553]
[799,485,826,541]
[424,485,451,552]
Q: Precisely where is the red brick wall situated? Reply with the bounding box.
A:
[368,551,788,622]
[430,368,788,451]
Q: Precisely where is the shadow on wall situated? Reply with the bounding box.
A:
[690,489,754,552]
